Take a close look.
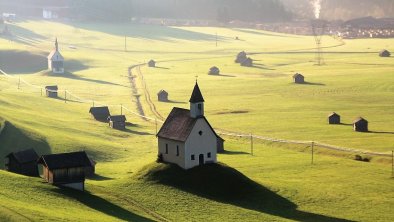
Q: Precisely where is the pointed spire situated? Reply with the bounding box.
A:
[55,38,58,51]
[189,81,204,103]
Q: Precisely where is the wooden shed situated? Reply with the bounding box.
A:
[85,157,96,177]
[148,60,156,67]
[5,149,39,177]
[208,66,220,75]
[37,151,94,191]
[293,73,305,84]
[157,90,169,102]
[45,85,58,98]
[328,112,341,124]
[217,136,225,153]
[379,50,391,57]
[241,57,253,67]
[235,51,247,63]
[89,106,110,122]
[108,115,126,130]
[353,117,368,132]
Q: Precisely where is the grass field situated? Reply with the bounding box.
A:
[0,20,393,221]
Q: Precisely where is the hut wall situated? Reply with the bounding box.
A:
[329,116,340,124]
[62,182,84,191]
[158,94,168,101]
[110,121,126,130]
[217,138,224,153]
[84,166,95,177]
[46,91,58,98]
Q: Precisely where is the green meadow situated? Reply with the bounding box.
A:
[0,20,393,221]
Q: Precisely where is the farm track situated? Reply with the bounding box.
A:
[135,66,165,121]
[92,186,170,222]
[128,64,147,121]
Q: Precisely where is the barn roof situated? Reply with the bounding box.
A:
[157,107,219,142]
[328,112,340,117]
[38,151,92,170]
[89,106,110,120]
[158,90,168,96]
[353,117,368,124]
[108,115,126,122]
[210,66,219,71]
[189,82,204,103]
[45,85,58,91]
[6,149,39,164]
[293,73,304,78]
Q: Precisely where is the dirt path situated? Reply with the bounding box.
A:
[127,64,147,121]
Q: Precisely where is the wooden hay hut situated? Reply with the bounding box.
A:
[89,106,110,122]
[235,51,247,63]
[379,50,391,57]
[108,115,126,130]
[353,117,368,132]
[241,57,253,67]
[157,90,169,102]
[45,85,58,98]
[37,151,94,191]
[293,73,305,84]
[5,149,39,177]
[328,112,341,124]
[208,66,220,75]
[217,136,225,153]
[148,60,156,67]
[85,157,96,177]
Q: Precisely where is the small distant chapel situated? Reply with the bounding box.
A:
[47,38,64,74]
[157,82,220,170]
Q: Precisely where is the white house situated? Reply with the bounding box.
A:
[157,82,220,170]
[47,38,64,74]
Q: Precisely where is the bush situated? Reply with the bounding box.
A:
[354,154,371,162]
[156,154,163,163]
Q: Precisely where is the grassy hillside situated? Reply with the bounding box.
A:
[0,20,393,221]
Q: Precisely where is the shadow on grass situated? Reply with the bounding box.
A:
[140,163,355,222]
[368,131,394,135]
[209,73,236,78]
[154,66,170,70]
[88,174,113,181]
[124,128,153,136]
[295,82,326,86]
[161,100,187,104]
[51,188,153,221]
[0,23,45,46]
[44,71,129,88]
[0,50,47,74]
[220,150,250,155]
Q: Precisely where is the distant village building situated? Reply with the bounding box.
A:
[38,151,94,191]
[157,82,222,170]
[148,60,156,67]
[293,73,305,84]
[241,57,253,67]
[379,49,391,57]
[1,25,11,36]
[47,38,64,74]
[89,106,111,122]
[208,66,220,75]
[157,90,169,102]
[5,149,39,177]
[235,51,247,63]
[108,115,126,130]
[353,117,368,132]
[328,112,341,124]
[45,85,58,98]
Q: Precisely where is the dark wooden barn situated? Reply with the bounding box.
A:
[353,117,368,132]
[37,151,94,191]
[208,66,220,75]
[379,50,391,57]
[86,157,96,177]
[5,149,39,177]
[89,106,111,122]
[148,59,156,67]
[328,112,341,124]
[235,51,247,63]
[217,136,225,153]
[108,115,126,130]
[241,57,253,67]
[293,73,305,84]
[45,85,58,98]
[157,90,169,102]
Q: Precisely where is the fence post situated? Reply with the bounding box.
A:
[40,88,43,96]
[250,133,254,156]
[64,90,67,103]
[155,118,158,135]
[121,104,123,115]
[18,77,20,90]
[92,100,95,107]
[311,141,315,165]
[392,150,393,178]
